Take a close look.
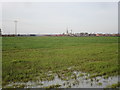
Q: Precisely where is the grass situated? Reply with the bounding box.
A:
[79,73,84,77]
[97,82,102,86]
[43,84,61,88]
[106,82,120,88]
[2,36,119,87]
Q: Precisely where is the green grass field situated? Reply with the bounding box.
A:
[2,36,119,86]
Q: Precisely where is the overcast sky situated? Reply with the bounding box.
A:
[2,2,118,34]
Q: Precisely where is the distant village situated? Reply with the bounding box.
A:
[0,29,120,37]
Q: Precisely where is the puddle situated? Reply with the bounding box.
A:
[4,71,119,88]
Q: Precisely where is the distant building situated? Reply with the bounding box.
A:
[30,34,36,36]
[74,32,89,37]
[89,33,96,36]
[96,34,103,37]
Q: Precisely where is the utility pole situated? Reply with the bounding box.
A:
[66,27,68,34]
[14,20,18,36]
[71,29,72,34]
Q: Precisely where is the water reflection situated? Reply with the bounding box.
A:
[4,71,119,88]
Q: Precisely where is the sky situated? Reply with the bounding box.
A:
[2,2,118,34]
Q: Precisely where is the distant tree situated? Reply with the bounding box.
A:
[85,32,88,34]
[0,29,1,36]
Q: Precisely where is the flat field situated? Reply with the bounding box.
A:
[2,36,119,88]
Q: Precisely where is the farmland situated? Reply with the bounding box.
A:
[2,36,119,88]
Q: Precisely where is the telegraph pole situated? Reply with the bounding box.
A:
[14,20,18,36]
[66,27,68,34]
[71,29,72,34]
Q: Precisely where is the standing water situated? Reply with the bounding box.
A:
[4,71,119,88]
